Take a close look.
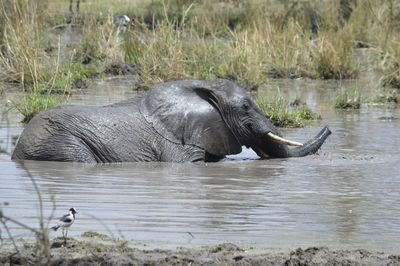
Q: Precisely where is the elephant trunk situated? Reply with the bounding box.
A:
[253,126,331,158]
[286,126,331,157]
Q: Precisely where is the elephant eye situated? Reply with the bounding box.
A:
[242,101,250,111]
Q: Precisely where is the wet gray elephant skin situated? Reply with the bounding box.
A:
[12,79,331,163]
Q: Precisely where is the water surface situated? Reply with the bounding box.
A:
[1,78,399,252]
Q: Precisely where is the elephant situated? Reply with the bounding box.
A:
[12,79,331,163]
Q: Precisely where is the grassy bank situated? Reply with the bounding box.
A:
[1,0,399,124]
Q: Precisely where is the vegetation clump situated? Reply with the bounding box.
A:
[9,94,67,123]
[335,88,361,109]
[374,89,400,104]
[256,96,320,128]
[380,39,400,89]
[81,231,113,241]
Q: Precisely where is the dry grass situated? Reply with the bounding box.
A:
[258,20,313,79]
[125,21,189,88]
[122,1,365,88]
[345,0,400,87]
[380,37,400,88]
[313,29,357,79]
[75,15,125,67]
[0,0,50,87]
[3,0,399,89]
[124,18,315,88]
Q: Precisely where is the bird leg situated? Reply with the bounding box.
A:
[62,227,67,243]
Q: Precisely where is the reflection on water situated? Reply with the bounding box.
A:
[0,79,400,252]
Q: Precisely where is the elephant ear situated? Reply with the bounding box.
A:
[139,80,242,158]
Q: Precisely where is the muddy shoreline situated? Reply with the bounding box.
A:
[1,233,399,265]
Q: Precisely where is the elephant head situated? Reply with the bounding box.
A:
[140,79,331,161]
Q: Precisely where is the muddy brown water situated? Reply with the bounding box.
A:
[1,77,399,252]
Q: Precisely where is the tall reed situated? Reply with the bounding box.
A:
[75,15,125,67]
[0,0,50,88]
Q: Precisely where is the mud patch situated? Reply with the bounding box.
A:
[284,247,394,265]
[104,63,135,76]
[0,237,399,266]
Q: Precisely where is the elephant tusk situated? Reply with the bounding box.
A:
[267,132,303,146]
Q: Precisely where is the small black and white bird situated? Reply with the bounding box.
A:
[51,208,78,238]
[114,15,131,32]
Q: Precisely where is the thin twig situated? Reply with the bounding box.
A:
[19,161,45,234]
[45,195,57,230]
[19,161,51,261]
[0,219,20,254]
[1,215,41,235]
[49,35,62,93]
